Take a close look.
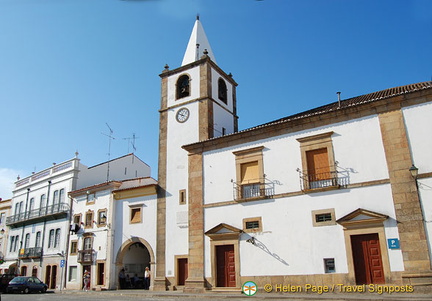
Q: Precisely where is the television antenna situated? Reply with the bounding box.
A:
[122,133,140,153]
[101,123,115,181]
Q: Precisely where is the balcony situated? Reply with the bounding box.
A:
[18,247,42,259]
[297,167,349,192]
[232,178,275,202]
[6,203,70,227]
[77,249,96,264]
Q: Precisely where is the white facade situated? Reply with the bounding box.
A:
[5,153,150,290]
[66,177,157,291]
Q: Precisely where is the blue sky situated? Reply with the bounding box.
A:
[1,0,431,199]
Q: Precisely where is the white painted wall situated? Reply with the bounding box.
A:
[403,102,432,266]
[79,154,151,188]
[201,114,405,278]
[203,184,403,277]
[203,115,389,205]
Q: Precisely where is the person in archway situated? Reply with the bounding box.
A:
[144,267,151,290]
[119,268,126,289]
[83,270,90,291]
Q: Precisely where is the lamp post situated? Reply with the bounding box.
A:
[409,164,432,268]
[409,164,419,179]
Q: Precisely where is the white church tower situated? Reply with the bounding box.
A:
[154,17,238,291]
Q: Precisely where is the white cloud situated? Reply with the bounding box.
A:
[0,168,21,200]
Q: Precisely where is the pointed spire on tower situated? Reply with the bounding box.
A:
[181,16,216,66]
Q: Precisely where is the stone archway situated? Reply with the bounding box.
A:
[115,237,155,290]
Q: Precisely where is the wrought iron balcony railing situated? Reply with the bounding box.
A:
[18,247,42,259]
[77,249,96,264]
[297,166,349,191]
[232,178,275,201]
[6,203,70,226]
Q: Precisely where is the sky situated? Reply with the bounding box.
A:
[1,0,431,199]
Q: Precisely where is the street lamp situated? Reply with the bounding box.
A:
[409,164,419,179]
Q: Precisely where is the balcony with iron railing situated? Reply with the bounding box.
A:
[232,178,275,202]
[18,247,42,259]
[6,203,70,227]
[297,165,349,192]
[77,249,96,264]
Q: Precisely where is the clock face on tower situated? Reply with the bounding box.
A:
[176,107,190,123]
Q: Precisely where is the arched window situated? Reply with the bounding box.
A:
[48,229,54,248]
[218,78,227,104]
[35,231,41,248]
[176,75,190,99]
[24,233,30,249]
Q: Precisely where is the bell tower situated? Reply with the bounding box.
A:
[154,16,238,291]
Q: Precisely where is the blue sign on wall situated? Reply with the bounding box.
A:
[388,238,400,249]
[60,259,65,268]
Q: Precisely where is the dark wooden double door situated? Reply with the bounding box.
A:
[216,245,236,287]
[351,233,385,284]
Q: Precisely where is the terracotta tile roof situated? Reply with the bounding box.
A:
[184,81,432,148]
[114,177,158,192]
[69,177,158,196]
[250,81,432,131]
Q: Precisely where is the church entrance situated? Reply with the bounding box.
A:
[216,244,236,287]
[351,233,385,284]
[119,242,151,289]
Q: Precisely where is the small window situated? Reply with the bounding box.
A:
[316,213,332,223]
[98,209,107,226]
[179,189,187,205]
[69,266,78,282]
[87,193,95,204]
[324,258,335,273]
[130,207,142,224]
[312,209,336,227]
[222,127,226,136]
[73,214,82,225]
[218,78,227,104]
[70,241,78,255]
[85,211,94,228]
[176,74,190,99]
[243,217,263,233]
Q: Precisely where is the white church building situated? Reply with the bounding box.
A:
[152,17,432,292]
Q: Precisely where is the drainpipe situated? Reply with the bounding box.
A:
[40,180,51,270]
[19,188,30,272]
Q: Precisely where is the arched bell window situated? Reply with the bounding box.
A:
[218,78,227,104]
[177,74,190,99]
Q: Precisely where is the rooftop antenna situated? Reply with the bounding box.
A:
[336,91,341,108]
[102,123,115,182]
[122,133,140,153]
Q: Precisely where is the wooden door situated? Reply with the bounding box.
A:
[177,258,188,286]
[306,148,330,181]
[216,245,236,287]
[351,234,385,284]
[50,265,57,289]
[45,265,51,288]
